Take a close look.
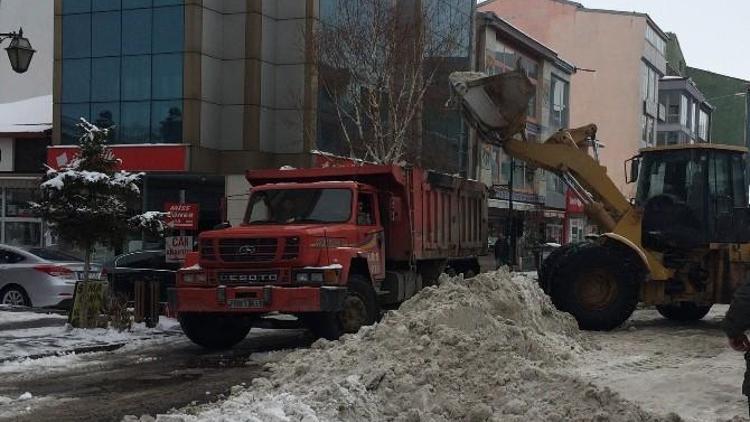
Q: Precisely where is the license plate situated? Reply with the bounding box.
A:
[228,298,263,309]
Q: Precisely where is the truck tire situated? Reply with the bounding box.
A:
[178,313,252,349]
[656,303,712,321]
[306,275,379,340]
[551,243,639,331]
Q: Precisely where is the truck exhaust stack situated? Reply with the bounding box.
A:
[448,70,534,145]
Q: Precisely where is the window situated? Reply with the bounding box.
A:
[646,25,666,55]
[61,2,185,144]
[62,14,91,58]
[91,11,121,57]
[6,189,36,218]
[550,77,569,130]
[245,189,353,224]
[357,194,375,225]
[680,95,688,126]
[5,223,42,249]
[123,9,152,55]
[0,249,25,264]
[641,62,659,102]
[642,115,656,145]
[698,109,709,141]
[91,57,120,102]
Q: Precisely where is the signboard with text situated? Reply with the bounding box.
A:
[165,235,193,263]
[165,202,200,230]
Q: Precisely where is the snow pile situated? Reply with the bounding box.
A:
[163,270,676,422]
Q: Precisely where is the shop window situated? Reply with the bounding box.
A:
[6,189,37,218]
[123,0,152,9]
[61,103,91,144]
[120,102,151,142]
[4,222,42,249]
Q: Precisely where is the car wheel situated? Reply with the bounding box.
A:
[0,285,31,307]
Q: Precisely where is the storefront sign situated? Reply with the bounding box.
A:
[565,190,585,214]
[165,235,193,263]
[47,144,188,172]
[165,202,199,230]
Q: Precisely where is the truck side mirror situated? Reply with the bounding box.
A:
[625,156,640,184]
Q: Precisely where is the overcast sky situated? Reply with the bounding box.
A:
[578,0,750,81]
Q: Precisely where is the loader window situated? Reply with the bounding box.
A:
[636,150,704,210]
[244,188,352,225]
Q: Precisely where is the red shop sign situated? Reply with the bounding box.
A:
[165,202,200,230]
[47,144,189,172]
[565,189,585,214]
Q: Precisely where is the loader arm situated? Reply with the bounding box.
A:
[448,71,630,231]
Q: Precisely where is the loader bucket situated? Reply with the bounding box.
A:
[448,70,534,144]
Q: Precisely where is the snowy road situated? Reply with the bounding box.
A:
[0,310,312,422]
[577,305,749,422]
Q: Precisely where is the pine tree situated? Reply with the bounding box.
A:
[33,119,145,281]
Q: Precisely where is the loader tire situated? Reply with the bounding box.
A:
[306,275,379,340]
[656,303,712,321]
[538,242,585,295]
[551,243,639,331]
[179,313,251,350]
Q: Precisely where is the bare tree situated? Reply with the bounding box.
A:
[313,0,468,165]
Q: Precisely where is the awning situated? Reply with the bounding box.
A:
[0,95,52,134]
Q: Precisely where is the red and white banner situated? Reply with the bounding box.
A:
[47,144,189,172]
[165,202,200,230]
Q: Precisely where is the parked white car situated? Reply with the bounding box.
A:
[0,245,101,308]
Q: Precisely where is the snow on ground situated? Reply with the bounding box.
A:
[0,309,66,325]
[160,270,673,422]
[0,311,182,366]
[574,305,748,422]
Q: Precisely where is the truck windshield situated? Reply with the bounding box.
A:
[245,188,353,224]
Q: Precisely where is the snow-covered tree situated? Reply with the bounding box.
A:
[32,119,157,281]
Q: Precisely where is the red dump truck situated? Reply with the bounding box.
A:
[170,163,487,349]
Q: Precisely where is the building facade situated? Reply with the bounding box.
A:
[53,0,475,257]
[0,0,53,249]
[479,0,669,195]
[475,11,574,269]
[657,76,712,145]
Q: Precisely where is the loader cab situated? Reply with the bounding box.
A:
[634,144,749,251]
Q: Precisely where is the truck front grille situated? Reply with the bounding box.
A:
[218,238,278,263]
[282,237,300,260]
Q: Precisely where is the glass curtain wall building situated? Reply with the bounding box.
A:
[60,0,184,144]
[316,0,475,176]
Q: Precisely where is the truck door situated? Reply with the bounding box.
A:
[357,192,385,281]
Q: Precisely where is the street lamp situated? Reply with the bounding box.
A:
[0,28,35,74]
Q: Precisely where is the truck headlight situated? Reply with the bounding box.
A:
[310,272,324,282]
[183,272,207,284]
[296,272,310,282]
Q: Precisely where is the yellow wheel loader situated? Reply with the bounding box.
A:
[450,70,750,330]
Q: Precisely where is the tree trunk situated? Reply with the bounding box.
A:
[69,244,108,328]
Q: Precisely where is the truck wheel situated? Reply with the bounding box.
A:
[656,303,712,321]
[552,244,639,331]
[306,275,379,340]
[178,313,251,350]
